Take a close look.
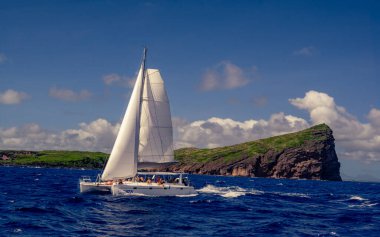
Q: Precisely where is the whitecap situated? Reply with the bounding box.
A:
[221,191,245,198]
[349,195,367,201]
[113,189,148,196]
[176,194,198,198]
[197,185,262,198]
[275,192,311,198]
[349,201,377,208]
[197,184,225,194]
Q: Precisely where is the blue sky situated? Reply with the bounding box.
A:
[1,0,380,181]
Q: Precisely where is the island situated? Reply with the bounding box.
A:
[0,124,341,181]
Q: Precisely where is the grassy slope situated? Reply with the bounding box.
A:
[0,150,108,168]
[0,124,330,168]
[174,124,330,164]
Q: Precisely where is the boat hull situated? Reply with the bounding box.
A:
[111,183,197,196]
[79,182,112,193]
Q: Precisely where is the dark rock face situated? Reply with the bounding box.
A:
[160,127,342,181]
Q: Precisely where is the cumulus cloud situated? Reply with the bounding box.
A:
[368,108,380,127]
[0,89,29,105]
[173,114,309,149]
[289,90,380,163]
[293,46,316,56]
[49,87,92,102]
[0,119,119,152]
[0,53,7,64]
[102,73,136,88]
[200,61,254,91]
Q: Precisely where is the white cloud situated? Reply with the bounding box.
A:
[103,73,121,85]
[293,46,315,56]
[173,114,309,149]
[0,89,29,105]
[49,87,92,102]
[0,119,120,152]
[60,119,119,151]
[200,61,254,91]
[102,73,135,88]
[0,53,7,64]
[289,90,380,163]
[368,108,380,127]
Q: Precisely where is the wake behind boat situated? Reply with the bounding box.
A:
[79,49,196,196]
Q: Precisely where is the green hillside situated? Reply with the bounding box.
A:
[174,124,330,164]
[0,150,108,168]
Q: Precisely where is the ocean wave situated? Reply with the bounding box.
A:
[337,195,378,208]
[114,189,148,196]
[348,202,378,208]
[197,185,263,198]
[189,199,213,204]
[176,194,198,198]
[277,192,311,199]
[349,195,367,201]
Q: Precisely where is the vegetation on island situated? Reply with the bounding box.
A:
[0,124,331,169]
[0,150,108,168]
[174,124,330,164]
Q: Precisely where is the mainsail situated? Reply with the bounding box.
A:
[138,69,174,164]
[101,50,174,181]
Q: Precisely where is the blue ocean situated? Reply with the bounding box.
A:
[0,166,379,236]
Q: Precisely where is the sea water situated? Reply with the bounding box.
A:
[0,166,379,236]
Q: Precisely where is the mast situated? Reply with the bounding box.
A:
[135,47,147,166]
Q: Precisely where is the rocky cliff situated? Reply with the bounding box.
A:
[159,124,342,181]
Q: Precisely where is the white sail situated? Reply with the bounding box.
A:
[138,69,174,164]
[101,63,145,180]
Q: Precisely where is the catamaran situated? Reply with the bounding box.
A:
[80,48,196,196]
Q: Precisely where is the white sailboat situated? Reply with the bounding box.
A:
[80,48,196,196]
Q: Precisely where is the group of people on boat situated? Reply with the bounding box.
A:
[103,175,188,186]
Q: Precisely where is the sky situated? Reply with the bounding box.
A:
[1,0,380,181]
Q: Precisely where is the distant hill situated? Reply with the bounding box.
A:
[0,150,108,169]
[0,124,342,181]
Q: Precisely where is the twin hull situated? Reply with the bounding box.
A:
[80,182,196,196]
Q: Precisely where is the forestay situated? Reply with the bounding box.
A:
[101,64,145,180]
